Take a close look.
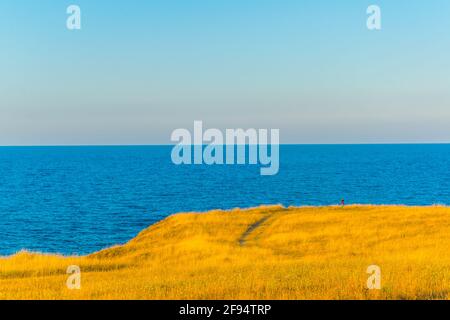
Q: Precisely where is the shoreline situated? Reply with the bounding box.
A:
[1,204,449,259]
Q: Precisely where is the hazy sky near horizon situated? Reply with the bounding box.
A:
[1,0,450,145]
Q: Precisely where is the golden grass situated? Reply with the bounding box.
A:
[1,205,449,300]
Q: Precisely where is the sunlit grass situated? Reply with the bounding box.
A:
[1,205,449,299]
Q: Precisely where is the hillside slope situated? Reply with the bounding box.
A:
[1,205,449,299]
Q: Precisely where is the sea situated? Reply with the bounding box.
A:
[1,144,449,256]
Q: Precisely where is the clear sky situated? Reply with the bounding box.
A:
[1,0,450,145]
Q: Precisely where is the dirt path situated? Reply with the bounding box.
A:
[238,214,274,246]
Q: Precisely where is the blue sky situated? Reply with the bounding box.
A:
[1,0,450,145]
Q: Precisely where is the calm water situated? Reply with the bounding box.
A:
[1,144,449,256]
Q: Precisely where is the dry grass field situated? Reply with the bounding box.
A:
[1,205,449,300]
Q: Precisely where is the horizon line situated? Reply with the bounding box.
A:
[1,142,450,147]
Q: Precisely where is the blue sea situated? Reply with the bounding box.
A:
[1,144,449,256]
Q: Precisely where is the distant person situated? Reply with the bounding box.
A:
[341,199,345,206]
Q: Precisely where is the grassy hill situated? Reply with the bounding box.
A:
[1,205,449,299]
